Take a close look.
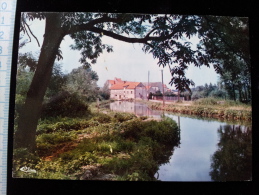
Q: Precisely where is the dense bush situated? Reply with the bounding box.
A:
[113,112,137,122]
[120,117,179,145]
[142,117,179,144]
[41,91,90,118]
[92,113,112,123]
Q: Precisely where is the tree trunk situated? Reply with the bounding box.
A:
[238,82,242,102]
[232,83,236,101]
[243,83,248,100]
[14,13,65,152]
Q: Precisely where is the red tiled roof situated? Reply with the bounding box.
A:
[110,82,141,90]
[114,77,123,83]
[108,80,115,84]
[145,85,152,90]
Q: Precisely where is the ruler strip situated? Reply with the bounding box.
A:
[0,0,17,194]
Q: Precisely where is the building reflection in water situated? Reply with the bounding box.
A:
[109,101,162,118]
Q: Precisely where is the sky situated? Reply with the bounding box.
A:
[19,16,219,89]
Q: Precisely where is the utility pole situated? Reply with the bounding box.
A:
[161,70,165,107]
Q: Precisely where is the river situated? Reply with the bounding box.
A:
[107,101,252,181]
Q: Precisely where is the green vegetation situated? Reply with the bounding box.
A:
[14,13,251,182]
[210,125,252,181]
[146,98,251,121]
[13,111,180,180]
[16,13,250,152]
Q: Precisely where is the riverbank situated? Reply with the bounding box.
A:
[140,98,252,121]
[13,110,180,181]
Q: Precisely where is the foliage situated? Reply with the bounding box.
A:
[149,98,251,121]
[15,62,35,129]
[18,52,38,72]
[218,59,251,102]
[152,90,163,96]
[14,111,180,180]
[36,131,77,156]
[15,68,34,96]
[37,117,93,135]
[113,112,137,122]
[210,125,252,181]
[99,82,110,100]
[12,148,40,177]
[92,113,112,123]
[169,69,195,94]
[41,91,90,118]
[45,63,67,98]
[64,65,99,102]
[16,12,250,152]
[197,16,250,102]
[191,83,224,100]
[193,97,218,105]
[37,131,77,145]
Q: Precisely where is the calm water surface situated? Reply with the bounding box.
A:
[108,101,252,181]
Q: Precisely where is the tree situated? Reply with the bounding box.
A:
[197,16,250,102]
[190,83,226,100]
[210,125,252,181]
[218,58,251,102]
[100,82,110,100]
[64,65,99,101]
[15,13,250,152]
[45,63,67,99]
[169,65,194,101]
[197,16,250,74]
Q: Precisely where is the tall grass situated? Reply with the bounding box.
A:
[149,98,251,121]
[193,97,247,107]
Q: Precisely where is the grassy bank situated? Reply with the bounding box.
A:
[13,110,180,181]
[144,98,252,121]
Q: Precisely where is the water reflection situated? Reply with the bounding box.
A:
[107,101,252,181]
[155,116,220,181]
[109,101,162,118]
[210,125,252,181]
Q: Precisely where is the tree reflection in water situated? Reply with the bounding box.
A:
[210,125,252,181]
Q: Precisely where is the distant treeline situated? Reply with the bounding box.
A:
[188,81,250,103]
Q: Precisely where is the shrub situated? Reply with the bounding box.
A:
[142,117,179,144]
[92,113,112,123]
[113,112,137,122]
[120,117,179,145]
[37,131,77,145]
[139,116,148,120]
[37,118,92,135]
[117,139,135,152]
[120,119,144,140]
[41,91,90,118]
